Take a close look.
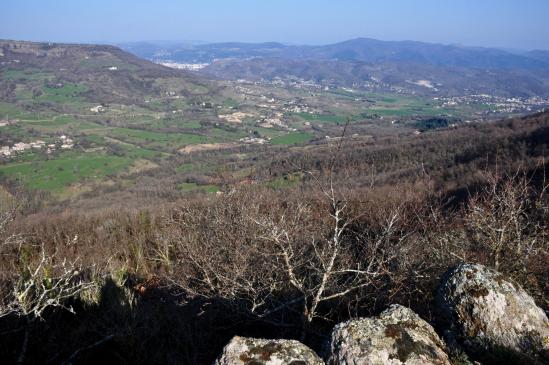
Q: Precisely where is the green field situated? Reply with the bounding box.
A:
[367,106,451,117]
[0,152,133,191]
[295,113,348,124]
[38,83,88,102]
[0,42,498,201]
[19,115,103,132]
[91,127,212,149]
[2,68,54,81]
[0,102,44,120]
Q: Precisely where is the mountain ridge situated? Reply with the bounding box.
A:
[121,37,549,70]
[119,37,549,97]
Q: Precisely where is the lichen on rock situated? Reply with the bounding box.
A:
[437,263,549,362]
[327,304,451,364]
[214,336,325,365]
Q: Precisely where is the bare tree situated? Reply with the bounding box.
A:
[158,193,280,310]
[158,121,416,338]
[1,205,94,365]
[3,246,92,319]
[251,121,413,336]
[465,171,548,271]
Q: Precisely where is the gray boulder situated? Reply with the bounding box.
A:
[214,336,325,365]
[328,304,451,365]
[437,263,549,361]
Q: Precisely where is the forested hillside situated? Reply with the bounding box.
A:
[1,110,547,364]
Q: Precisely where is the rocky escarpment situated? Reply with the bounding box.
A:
[437,263,549,363]
[327,304,451,365]
[214,336,324,365]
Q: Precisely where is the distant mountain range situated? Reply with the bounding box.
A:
[120,38,549,69]
[120,38,549,97]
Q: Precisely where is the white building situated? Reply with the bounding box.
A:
[1,146,11,156]
[12,142,31,152]
[90,105,104,113]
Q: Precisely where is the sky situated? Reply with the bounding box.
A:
[1,0,549,50]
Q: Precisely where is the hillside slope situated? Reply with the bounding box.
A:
[0,40,217,105]
[202,57,549,97]
[0,40,244,199]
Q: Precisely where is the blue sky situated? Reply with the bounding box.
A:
[1,0,549,50]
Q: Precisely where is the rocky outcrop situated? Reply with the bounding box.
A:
[214,264,549,364]
[214,336,324,365]
[327,304,451,365]
[437,263,549,362]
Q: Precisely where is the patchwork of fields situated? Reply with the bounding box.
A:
[0,44,515,200]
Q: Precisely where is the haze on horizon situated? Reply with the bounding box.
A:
[1,0,549,51]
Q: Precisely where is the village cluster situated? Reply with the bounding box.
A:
[232,82,320,117]
[436,94,549,115]
[157,61,210,71]
[0,134,74,158]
